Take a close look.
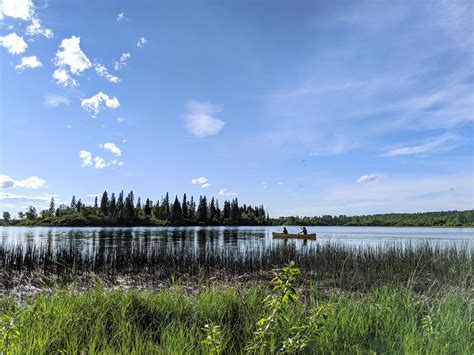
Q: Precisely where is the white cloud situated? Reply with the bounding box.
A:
[137,37,146,48]
[25,17,53,38]
[201,183,212,188]
[44,95,70,107]
[64,124,72,129]
[114,52,130,70]
[0,0,34,21]
[94,156,106,169]
[87,193,100,198]
[81,92,120,117]
[0,175,47,189]
[15,55,41,70]
[94,63,120,83]
[117,12,128,22]
[52,68,73,87]
[53,36,91,86]
[192,177,210,187]
[117,116,125,122]
[0,192,52,203]
[383,134,461,157]
[122,139,127,143]
[100,142,121,156]
[0,33,27,55]
[356,174,377,183]
[184,101,225,138]
[79,150,92,167]
[219,189,238,196]
[79,150,123,169]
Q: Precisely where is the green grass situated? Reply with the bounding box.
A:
[1,285,471,354]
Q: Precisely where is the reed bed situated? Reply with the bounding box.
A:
[1,242,471,292]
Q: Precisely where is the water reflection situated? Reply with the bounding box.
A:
[1,226,472,256]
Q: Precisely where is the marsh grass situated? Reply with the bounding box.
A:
[1,242,471,292]
[0,285,471,354]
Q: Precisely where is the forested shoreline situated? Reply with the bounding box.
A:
[1,191,270,227]
[273,210,474,227]
[0,191,472,227]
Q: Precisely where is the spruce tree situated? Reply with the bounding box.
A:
[182,193,188,222]
[49,197,55,216]
[100,191,109,215]
[171,195,183,224]
[197,196,208,224]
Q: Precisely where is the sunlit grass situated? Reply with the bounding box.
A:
[0,285,471,354]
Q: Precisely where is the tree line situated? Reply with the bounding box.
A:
[272,210,474,227]
[2,191,270,226]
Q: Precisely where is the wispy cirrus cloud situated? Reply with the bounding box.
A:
[219,189,237,196]
[356,174,377,183]
[382,134,462,157]
[44,95,70,107]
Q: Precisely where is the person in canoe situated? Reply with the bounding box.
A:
[282,227,288,234]
[299,226,308,235]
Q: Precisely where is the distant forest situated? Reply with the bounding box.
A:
[272,210,474,227]
[1,191,472,227]
[1,191,270,227]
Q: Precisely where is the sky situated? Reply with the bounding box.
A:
[0,0,473,217]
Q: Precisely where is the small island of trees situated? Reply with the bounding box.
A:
[2,191,270,227]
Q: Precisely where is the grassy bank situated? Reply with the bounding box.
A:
[1,283,471,354]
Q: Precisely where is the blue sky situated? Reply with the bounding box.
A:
[0,0,473,217]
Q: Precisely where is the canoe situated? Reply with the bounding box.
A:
[272,232,316,240]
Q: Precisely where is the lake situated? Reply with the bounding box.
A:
[1,226,472,254]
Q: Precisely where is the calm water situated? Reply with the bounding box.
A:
[1,226,472,254]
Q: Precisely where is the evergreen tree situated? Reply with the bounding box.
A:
[163,192,170,220]
[109,193,116,216]
[100,191,109,215]
[70,195,76,210]
[94,197,98,210]
[188,196,196,222]
[171,195,183,224]
[49,197,55,216]
[223,200,231,220]
[124,191,135,221]
[197,196,208,224]
[144,198,152,216]
[182,193,188,222]
[116,191,124,220]
[209,197,217,223]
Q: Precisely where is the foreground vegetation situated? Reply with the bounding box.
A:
[1,264,471,354]
[1,242,471,293]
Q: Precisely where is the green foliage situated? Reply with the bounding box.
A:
[201,323,224,354]
[1,284,471,354]
[10,190,270,227]
[274,210,474,227]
